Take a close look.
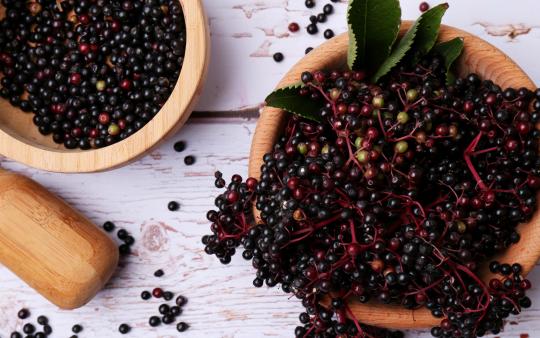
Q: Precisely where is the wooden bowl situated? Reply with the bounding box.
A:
[248,23,540,329]
[0,0,209,172]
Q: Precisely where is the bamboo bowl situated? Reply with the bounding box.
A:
[0,0,209,172]
[248,23,540,329]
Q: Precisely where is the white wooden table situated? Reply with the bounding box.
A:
[1,1,540,337]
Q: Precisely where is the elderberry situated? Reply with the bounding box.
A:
[203,48,540,338]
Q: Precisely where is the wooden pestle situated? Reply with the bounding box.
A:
[0,168,119,309]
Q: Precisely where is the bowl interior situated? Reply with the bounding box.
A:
[248,23,539,329]
[0,0,209,172]
[0,7,54,150]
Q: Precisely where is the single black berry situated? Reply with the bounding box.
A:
[273,52,284,63]
[103,221,115,232]
[174,141,186,152]
[141,291,152,300]
[23,324,35,334]
[163,291,174,301]
[119,244,131,255]
[149,316,161,327]
[162,315,175,324]
[159,304,170,315]
[176,295,188,307]
[170,306,182,316]
[72,324,83,333]
[184,155,195,165]
[306,24,318,35]
[168,201,180,211]
[37,315,48,325]
[117,229,128,240]
[119,324,131,334]
[17,309,30,319]
[177,322,189,332]
[323,4,334,14]
[323,29,335,39]
[43,325,52,335]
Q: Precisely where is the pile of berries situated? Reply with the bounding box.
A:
[203,52,540,338]
[140,288,189,333]
[0,0,185,149]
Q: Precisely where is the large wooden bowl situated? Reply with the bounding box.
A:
[248,23,540,329]
[0,0,209,172]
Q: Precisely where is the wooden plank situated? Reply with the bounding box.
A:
[197,0,540,112]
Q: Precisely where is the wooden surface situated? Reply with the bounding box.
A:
[248,24,539,329]
[1,1,540,337]
[0,169,119,309]
[0,0,210,173]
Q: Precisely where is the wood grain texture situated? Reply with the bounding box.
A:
[0,118,539,337]
[0,0,210,173]
[248,23,539,329]
[0,168,118,309]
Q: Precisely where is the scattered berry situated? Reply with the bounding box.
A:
[273,52,284,63]
[174,141,186,152]
[323,29,335,39]
[288,22,300,33]
[119,324,131,334]
[103,221,115,232]
[168,201,180,211]
[184,155,196,165]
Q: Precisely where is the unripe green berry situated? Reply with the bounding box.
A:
[406,89,418,102]
[330,88,341,101]
[397,111,409,124]
[96,80,106,91]
[457,221,467,234]
[354,137,363,148]
[372,96,384,108]
[394,141,408,153]
[321,144,329,154]
[108,123,120,136]
[297,143,308,155]
[356,150,369,163]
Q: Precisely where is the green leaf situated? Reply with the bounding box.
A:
[265,84,323,122]
[431,37,464,85]
[409,3,449,63]
[372,19,420,82]
[347,0,401,72]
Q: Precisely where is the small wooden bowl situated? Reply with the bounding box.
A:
[0,0,209,172]
[248,23,540,329]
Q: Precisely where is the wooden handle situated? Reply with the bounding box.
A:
[0,168,119,309]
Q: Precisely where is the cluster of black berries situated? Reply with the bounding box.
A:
[0,0,186,149]
[276,1,339,62]
[103,221,135,255]
[11,309,84,338]
[139,287,189,333]
[305,2,335,38]
[203,51,540,337]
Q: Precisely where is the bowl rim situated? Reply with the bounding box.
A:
[0,0,210,172]
[248,22,540,329]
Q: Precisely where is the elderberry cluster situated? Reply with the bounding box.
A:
[203,52,540,338]
[0,0,185,149]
